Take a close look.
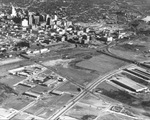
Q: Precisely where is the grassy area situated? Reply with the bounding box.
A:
[80,93,110,109]
[65,102,99,120]
[15,84,31,94]
[56,82,80,95]
[76,54,126,74]
[110,47,147,61]
[51,52,126,86]
[25,94,60,115]
[41,48,101,86]
[55,66,99,86]
[96,81,138,106]
[26,93,73,119]
[3,95,33,110]
[110,36,150,61]
[97,113,137,120]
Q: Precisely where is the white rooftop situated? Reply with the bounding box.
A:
[112,76,147,92]
[0,108,17,119]
[142,16,150,22]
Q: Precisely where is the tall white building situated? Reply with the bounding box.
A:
[22,19,29,27]
[11,6,17,17]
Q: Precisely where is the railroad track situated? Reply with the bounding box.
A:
[97,47,150,70]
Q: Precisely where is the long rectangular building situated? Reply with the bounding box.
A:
[111,76,147,92]
[23,91,41,98]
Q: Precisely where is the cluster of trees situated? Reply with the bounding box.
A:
[130,20,150,35]
[15,41,30,48]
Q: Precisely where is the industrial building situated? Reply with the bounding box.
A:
[8,64,46,77]
[23,91,41,99]
[0,108,17,120]
[110,76,148,93]
[124,68,150,81]
[18,83,36,88]
[50,90,64,96]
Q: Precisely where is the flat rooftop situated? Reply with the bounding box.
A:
[111,76,147,92]
[0,108,17,119]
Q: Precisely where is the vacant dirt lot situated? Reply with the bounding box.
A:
[76,54,126,74]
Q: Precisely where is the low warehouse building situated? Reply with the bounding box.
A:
[23,91,41,98]
[0,108,17,120]
[111,76,148,92]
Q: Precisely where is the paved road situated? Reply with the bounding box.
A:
[19,43,139,120]
[47,64,134,120]
[19,45,136,120]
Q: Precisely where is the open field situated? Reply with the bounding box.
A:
[25,94,60,115]
[54,54,126,86]
[30,85,53,94]
[41,48,101,86]
[26,93,73,119]
[56,82,80,95]
[55,66,99,86]
[3,95,33,110]
[109,48,147,61]
[15,84,31,94]
[64,102,100,120]
[38,93,74,119]
[96,81,138,105]
[43,59,73,68]
[0,75,25,87]
[0,57,23,66]
[80,93,110,109]
[110,36,150,61]
[97,113,137,120]
[76,54,126,74]
[53,48,99,63]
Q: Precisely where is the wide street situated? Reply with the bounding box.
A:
[47,64,134,120]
